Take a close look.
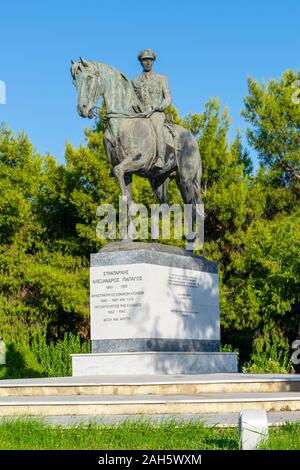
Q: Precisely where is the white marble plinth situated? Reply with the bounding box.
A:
[90,244,220,353]
[71,243,238,377]
[72,352,238,376]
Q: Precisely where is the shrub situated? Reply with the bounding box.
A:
[220,343,239,353]
[0,333,90,379]
[242,343,292,374]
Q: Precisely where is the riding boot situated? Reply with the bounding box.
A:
[154,135,165,170]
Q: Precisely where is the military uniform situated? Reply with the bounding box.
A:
[132,49,172,169]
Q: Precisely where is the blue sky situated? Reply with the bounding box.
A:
[0,0,299,170]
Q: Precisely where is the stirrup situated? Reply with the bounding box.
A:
[154,157,164,170]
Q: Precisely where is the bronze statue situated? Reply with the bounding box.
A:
[71,53,202,226]
[132,49,171,170]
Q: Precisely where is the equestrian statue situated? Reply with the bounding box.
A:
[71,49,202,225]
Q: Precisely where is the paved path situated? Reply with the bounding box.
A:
[1,412,299,427]
[1,373,299,386]
[0,391,300,404]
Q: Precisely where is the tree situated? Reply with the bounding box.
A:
[0,125,89,346]
[221,209,300,355]
[237,70,300,357]
[243,70,300,184]
[184,95,299,360]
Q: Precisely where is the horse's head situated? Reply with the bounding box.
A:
[71,57,103,118]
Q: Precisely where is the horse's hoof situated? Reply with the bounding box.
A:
[128,202,138,217]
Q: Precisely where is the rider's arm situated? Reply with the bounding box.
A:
[159,76,172,111]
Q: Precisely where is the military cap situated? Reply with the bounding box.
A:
[138,49,156,62]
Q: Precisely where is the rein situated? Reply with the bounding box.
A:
[105,110,155,119]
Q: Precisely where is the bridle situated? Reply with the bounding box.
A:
[88,69,156,120]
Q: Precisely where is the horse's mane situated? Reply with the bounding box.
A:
[72,59,131,87]
[93,61,142,112]
[96,62,130,83]
[71,58,142,113]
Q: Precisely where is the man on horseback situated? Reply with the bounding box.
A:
[72,55,203,245]
[132,49,172,170]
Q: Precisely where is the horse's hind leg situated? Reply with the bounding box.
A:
[150,175,170,204]
[175,173,203,246]
[175,173,193,205]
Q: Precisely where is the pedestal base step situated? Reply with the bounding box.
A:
[71,352,238,376]
[1,374,299,397]
[0,392,300,417]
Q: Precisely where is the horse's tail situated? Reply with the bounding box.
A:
[191,145,202,204]
[193,159,202,203]
[175,127,202,204]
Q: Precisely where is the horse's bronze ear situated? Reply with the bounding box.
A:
[80,56,89,67]
[70,61,77,79]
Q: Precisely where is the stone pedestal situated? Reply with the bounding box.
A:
[72,242,238,375]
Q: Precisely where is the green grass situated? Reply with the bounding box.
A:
[260,422,300,450]
[0,418,238,450]
[0,418,299,450]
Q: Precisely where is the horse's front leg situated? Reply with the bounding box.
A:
[114,158,142,214]
[115,160,143,239]
[114,163,132,203]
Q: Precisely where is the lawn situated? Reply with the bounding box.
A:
[0,418,299,450]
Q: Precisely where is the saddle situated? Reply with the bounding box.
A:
[106,114,180,175]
